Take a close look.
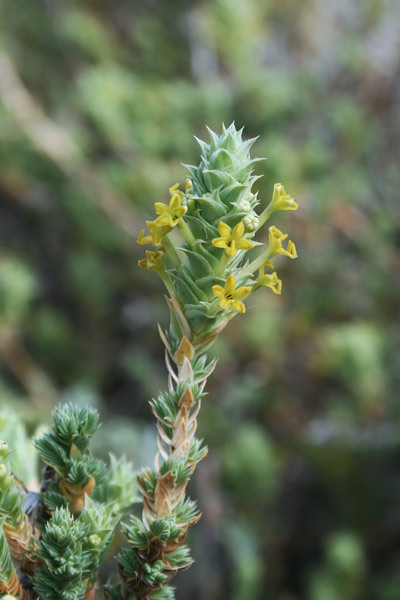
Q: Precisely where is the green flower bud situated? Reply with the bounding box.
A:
[243,214,259,232]
[89,534,102,547]
[236,199,251,212]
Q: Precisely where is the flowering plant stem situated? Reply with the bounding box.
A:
[128,123,298,599]
[0,124,298,600]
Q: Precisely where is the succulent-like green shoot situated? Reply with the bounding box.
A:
[34,404,105,514]
[138,123,298,354]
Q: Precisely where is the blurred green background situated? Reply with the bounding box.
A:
[0,0,400,598]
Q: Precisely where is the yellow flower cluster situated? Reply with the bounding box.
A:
[137,183,186,246]
[138,178,298,316]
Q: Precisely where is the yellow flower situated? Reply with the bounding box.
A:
[185,178,193,192]
[212,221,254,257]
[271,183,298,212]
[138,247,166,271]
[212,274,252,313]
[268,226,297,259]
[137,221,166,246]
[155,184,187,227]
[258,266,282,294]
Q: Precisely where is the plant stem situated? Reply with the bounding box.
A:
[256,202,274,231]
[158,270,175,297]
[216,252,230,277]
[178,219,196,246]
[241,246,274,278]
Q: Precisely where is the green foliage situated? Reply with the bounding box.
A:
[51,404,100,452]
[122,515,183,549]
[80,497,119,585]
[165,545,192,568]
[92,454,138,514]
[118,552,168,586]
[137,468,157,498]
[31,492,120,598]
[158,458,192,485]
[0,404,139,599]
[34,404,104,488]
[33,508,89,600]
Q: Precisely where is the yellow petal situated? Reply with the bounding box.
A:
[220,297,232,310]
[169,194,182,210]
[272,183,298,211]
[287,241,297,258]
[218,221,231,238]
[169,183,180,194]
[155,214,172,227]
[137,230,151,245]
[272,280,282,294]
[269,226,288,242]
[233,286,251,299]
[138,258,149,270]
[232,221,245,240]
[231,300,246,313]
[147,221,164,244]
[237,239,254,251]
[212,238,228,249]
[175,206,187,219]
[225,274,236,295]
[155,202,168,216]
[212,285,224,298]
